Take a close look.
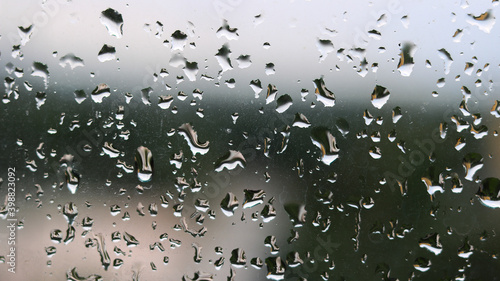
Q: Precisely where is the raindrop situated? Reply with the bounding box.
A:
[292,113,311,128]
[466,10,495,33]
[91,83,111,103]
[178,123,210,155]
[100,8,123,38]
[59,54,84,69]
[135,146,153,182]
[97,44,116,62]
[313,78,335,107]
[419,233,443,255]
[276,94,293,113]
[397,42,416,76]
[371,85,390,109]
[215,150,246,172]
[243,189,266,209]
[311,127,339,165]
[220,192,239,216]
[216,20,239,40]
[463,153,483,181]
[476,178,500,208]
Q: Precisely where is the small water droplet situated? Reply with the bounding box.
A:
[100,8,123,38]
[135,146,153,182]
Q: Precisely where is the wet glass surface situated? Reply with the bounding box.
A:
[0,0,500,280]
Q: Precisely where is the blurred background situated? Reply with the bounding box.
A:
[0,0,500,280]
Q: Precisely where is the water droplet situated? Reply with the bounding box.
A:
[371,85,390,109]
[466,10,495,33]
[265,257,286,280]
[216,20,239,40]
[220,192,239,216]
[31,62,49,88]
[91,83,111,103]
[243,189,266,209]
[317,39,334,61]
[397,42,416,76]
[123,232,139,247]
[284,203,307,227]
[100,8,123,38]
[311,127,339,165]
[419,233,443,255]
[313,78,335,107]
[95,233,111,270]
[292,113,311,128]
[421,167,444,196]
[476,178,500,208]
[413,257,431,272]
[438,48,453,75]
[463,153,483,181]
[236,55,251,68]
[457,238,474,258]
[135,146,153,182]
[230,248,246,267]
[59,53,84,69]
[264,235,280,254]
[215,150,246,172]
[63,202,78,225]
[276,94,293,113]
[141,87,152,105]
[66,267,102,281]
[215,44,232,72]
[178,123,210,155]
[97,44,116,62]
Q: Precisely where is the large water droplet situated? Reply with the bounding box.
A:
[97,44,116,62]
[466,10,495,33]
[91,83,111,103]
[371,85,390,109]
[100,8,123,38]
[313,78,335,107]
[419,233,442,255]
[311,127,339,165]
[463,153,483,181]
[178,123,210,155]
[220,192,239,216]
[397,42,416,76]
[215,150,246,172]
[476,178,500,208]
[135,146,153,182]
[59,53,84,69]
